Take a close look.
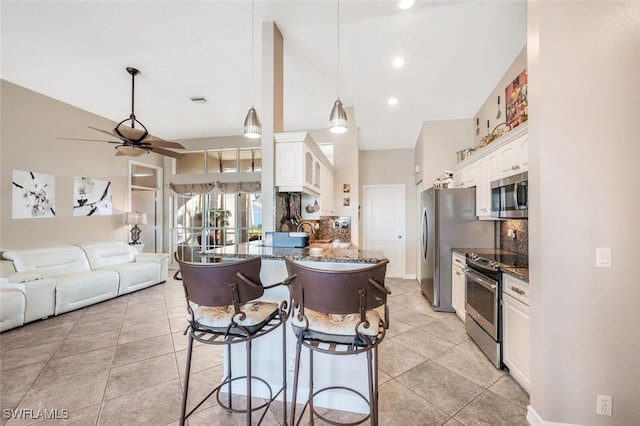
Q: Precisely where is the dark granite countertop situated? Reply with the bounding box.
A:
[452,247,529,283]
[201,241,388,264]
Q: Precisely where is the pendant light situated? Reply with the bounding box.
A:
[244,0,262,139]
[329,0,348,134]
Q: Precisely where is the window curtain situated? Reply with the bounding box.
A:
[168,181,261,195]
[215,181,261,193]
[168,182,215,195]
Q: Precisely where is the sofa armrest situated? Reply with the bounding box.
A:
[7,272,45,283]
[0,281,26,293]
[135,253,170,264]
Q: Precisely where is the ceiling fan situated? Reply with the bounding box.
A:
[59,67,185,159]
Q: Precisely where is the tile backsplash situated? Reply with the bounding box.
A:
[499,219,528,255]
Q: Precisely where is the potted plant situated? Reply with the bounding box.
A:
[209,209,232,245]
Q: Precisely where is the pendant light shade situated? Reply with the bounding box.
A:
[329,99,348,133]
[244,0,261,139]
[244,106,262,139]
[329,0,348,134]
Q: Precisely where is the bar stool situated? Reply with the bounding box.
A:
[175,255,289,425]
[283,259,390,426]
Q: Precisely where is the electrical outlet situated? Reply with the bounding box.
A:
[597,394,612,416]
[288,357,295,374]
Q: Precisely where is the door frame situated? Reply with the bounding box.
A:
[362,184,406,278]
[128,160,163,253]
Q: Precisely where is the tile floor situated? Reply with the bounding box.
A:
[0,274,529,425]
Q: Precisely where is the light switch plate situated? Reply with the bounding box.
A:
[596,248,611,268]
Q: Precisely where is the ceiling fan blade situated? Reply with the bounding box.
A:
[57,137,120,144]
[88,126,132,144]
[144,138,185,149]
[150,146,185,159]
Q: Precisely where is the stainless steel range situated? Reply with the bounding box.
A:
[464,251,528,369]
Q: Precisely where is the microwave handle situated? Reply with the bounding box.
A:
[513,181,520,209]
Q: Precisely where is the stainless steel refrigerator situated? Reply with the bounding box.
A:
[419,187,495,311]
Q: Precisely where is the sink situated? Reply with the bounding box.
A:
[270,232,310,248]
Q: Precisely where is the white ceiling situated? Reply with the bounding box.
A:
[0,0,526,151]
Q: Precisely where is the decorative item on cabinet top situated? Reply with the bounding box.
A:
[481,122,511,147]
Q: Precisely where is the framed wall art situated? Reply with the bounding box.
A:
[506,69,528,128]
[12,170,56,218]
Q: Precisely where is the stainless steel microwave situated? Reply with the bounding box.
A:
[491,171,528,218]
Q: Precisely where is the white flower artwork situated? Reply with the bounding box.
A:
[73,177,112,216]
[12,170,56,219]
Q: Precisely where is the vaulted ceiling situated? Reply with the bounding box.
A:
[0,0,526,150]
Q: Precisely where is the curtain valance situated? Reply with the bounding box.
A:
[168,181,261,195]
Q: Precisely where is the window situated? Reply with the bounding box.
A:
[171,191,262,262]
[175,148,262,174]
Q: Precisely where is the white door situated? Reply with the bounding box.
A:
[363,185,405,278]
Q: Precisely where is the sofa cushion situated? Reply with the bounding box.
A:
[3,246,90,278]
[55,270,119,315]
[0,287,25,332]
[80,241,135,271]
[104,262,162,295]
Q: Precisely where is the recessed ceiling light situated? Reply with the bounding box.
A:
[190,97,208,103]
[388,97,399,106]
[398,0,415,10]
[392,57,405,68]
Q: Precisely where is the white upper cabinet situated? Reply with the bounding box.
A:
[275,131,335,197]
[452,123,528,219]
[497,132,528,178]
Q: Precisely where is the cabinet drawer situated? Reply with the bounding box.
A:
[502,274,529,305]
[452,252,466,267]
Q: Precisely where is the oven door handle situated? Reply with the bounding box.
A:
[463,268,497,291]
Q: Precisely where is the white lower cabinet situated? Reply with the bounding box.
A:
[451,252,466,321]
[502,274,530,392]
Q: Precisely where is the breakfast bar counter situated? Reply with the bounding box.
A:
[196,241,388,414]
[200,241,388,264]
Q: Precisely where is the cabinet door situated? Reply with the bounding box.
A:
[498,134,528,177]
[305,151,314,186]
[320,166,335,215]
[451,253,466,321]
[475,158,488,217]
[502,293,530,392]
[463,163,477,187]
[276,143,303,187]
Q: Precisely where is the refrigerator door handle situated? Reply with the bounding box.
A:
[421,208,428,262]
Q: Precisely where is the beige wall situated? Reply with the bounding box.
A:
[309,106,360,245]
[528,1,639,424]
[0,80,163,251]
[359,149,416,277]
[415,119,474,191]
[473,47,527,148]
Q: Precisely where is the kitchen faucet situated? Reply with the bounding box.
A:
[296,221,316,234]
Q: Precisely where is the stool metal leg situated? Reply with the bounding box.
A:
[227,343,233,410]
[308,348,314,425]
[291,335,303,425]
[179,332,194,426]
[282,319,288,426]
[246,339,252,426]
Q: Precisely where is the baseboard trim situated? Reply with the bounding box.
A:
[527,406,583,426]
[403,273,417,280]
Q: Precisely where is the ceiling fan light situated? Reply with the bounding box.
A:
[329,98,348,133]
[116,125,147,142]
[116,145,147,157]
[243,106,262,139]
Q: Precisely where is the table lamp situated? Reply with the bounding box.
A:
[126,212,147,244]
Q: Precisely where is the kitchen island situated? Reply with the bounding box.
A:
[198,241,388,414]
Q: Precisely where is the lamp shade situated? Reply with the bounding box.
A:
[243,106,262,139]
[116,145,147,157]
[329,99,348,133]
[126,212,147,225]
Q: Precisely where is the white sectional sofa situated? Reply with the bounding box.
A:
[1,241,169,331]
